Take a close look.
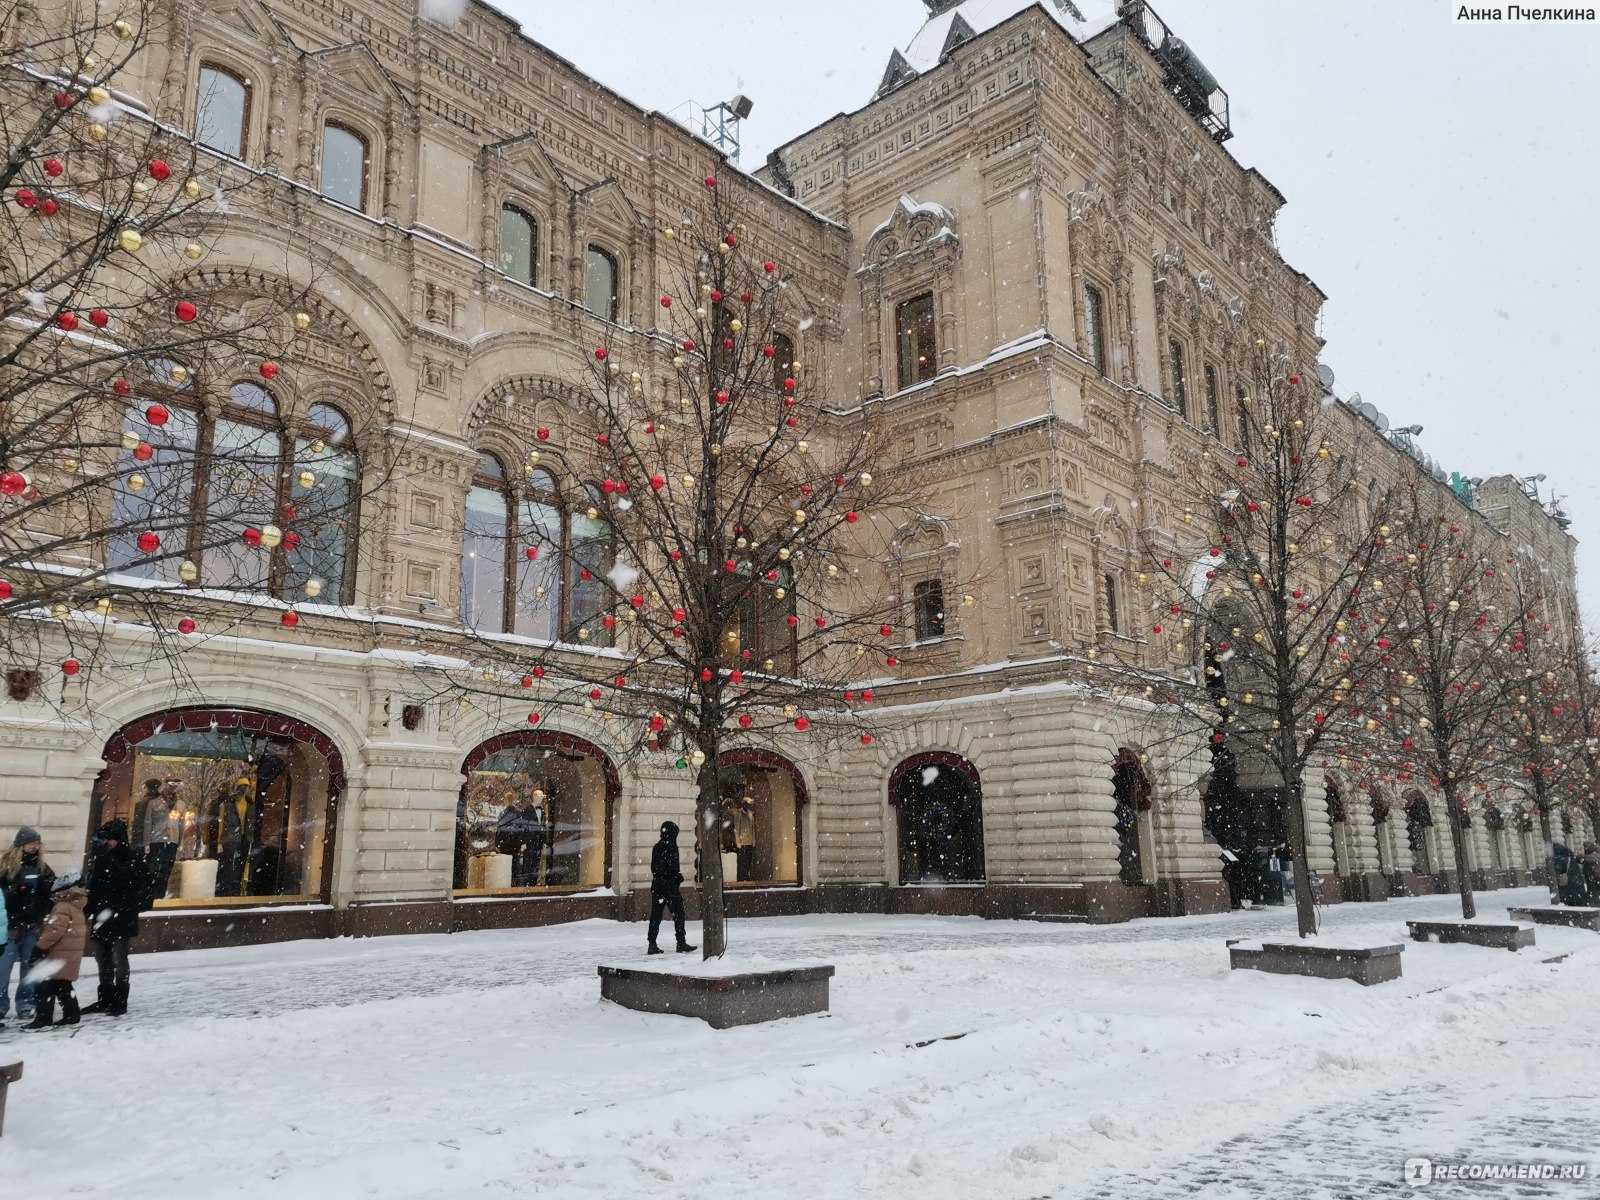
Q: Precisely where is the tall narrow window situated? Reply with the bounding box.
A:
[896,292,937,390]
[1203,364,1221,434]
[320,122,368,210]
[584,246,618,321]
[913,579,945,641]
[1083,284,1108,374]
[1103,573,1120,634]
[499,205,538,286]
[565,485,613,644]
[1167,338,1189,419]
[1235,383,1252,454]
[286,404,360,604]
[771,332,795,393]
[196,65,249,158]
[462,454,510,631]
[513,470,562,641]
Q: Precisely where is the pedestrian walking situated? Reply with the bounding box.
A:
[1582,841,1600,907]
[646,821,696,955]
[83,819,147,1017]
[0,826,55,1025]
[24,869,88,1031]
[1551,843,1588,907]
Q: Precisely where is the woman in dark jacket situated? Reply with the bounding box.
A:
[84,820,146,1017]
[0,826,55,1023]
[1551,843,1588,907]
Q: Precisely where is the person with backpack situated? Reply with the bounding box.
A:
[83,819,148,1017]
[1,826,55,1025]
[24,869,88,1031]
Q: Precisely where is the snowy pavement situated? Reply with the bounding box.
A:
[3,887,1597,1199]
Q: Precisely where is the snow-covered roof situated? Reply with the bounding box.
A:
[898,0,1119,80]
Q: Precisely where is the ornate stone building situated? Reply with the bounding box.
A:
[1,0,1584,948]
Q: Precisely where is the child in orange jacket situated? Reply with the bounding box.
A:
[25,869,87,1030]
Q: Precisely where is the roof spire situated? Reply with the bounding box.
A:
[923,0,965,14]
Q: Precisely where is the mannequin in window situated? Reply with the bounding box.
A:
[214,783,251,897]
[732,795,757,883]
[141,781,183,901]
[131,778,163,856]
[497,788,546,888]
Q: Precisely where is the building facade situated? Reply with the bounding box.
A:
[1,0,1585,950]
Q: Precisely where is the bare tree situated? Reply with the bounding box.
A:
[417,183,971,959]
[2,1,379,700]
[1138,341,1392,938]
[1363,482,1532,920]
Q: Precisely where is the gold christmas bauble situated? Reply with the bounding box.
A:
[88,123,108,142]
[131,181,150,199]
[796,441,809,454]
[178,560,199,582]
[792,509,806,523]
[729,319,742,333]
[184,180,201,198]
[95,597,113,616]
[52,603,70,620]
[117,229,144,253]
[113,19,135,37]
[127,473,146,492]
[259,524,283,549]
[183,242,204,260]
[61,457,79,474]
[298,470,316,488]
[778,548,791,561]
[168,365,189,384]
[304,578,324,598]
[121,430,140,450]
[88,86,110,104]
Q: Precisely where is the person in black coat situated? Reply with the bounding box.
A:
[1551,843,1588,907]
[84,820,147,1017]
[646,821,695,955]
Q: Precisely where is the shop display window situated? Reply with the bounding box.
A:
[455,737,611,894]
[714,757,803,887]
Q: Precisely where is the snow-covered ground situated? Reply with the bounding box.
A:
[3,888,1596,1199]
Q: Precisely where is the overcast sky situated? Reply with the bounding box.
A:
[509,0,1600,620]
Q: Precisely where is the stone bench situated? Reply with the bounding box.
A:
[1407,920,1534,951]
[0,1061,21,1138]
[599,963,834,1029]
[1228,940,1404,986]
[1507,905,1600,931]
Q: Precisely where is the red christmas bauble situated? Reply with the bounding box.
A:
[280,611,299,628]
[589,688,602,700]
[282,532,300,551]
[53,92,73,108]
[682,339,696,352]
[132,442,153,462]
[57,312,78,331]
[595,347,607,360]
[879,625,892,637]
[704,176,717,188]
[0,471,26,496]
[729,670,743,683]
[739,714,753,728]
[0,581,12,599]
[660,296,672,308]
[528,712,540,724]
[242,528,263,547]
[815,617,826,628]
[259,362,279,380]
[43,159,63,177]
[700,668,713,682]
[112,379,131,396]
[14,189,36,209]
[845,511,858,524]
[146,404,169,426]
[764,261,775,273]
[525,547,538,560]
[174,301,197,322]
[536,427,550,440]
[62,659,80,676]
[533,666,545,679]
[861,734,873,745]
[862,690,874,702]
[40,199,57,216]
[763,346,775,358]
[149,160,171,181]
[136,530,160,552]
[794,716,810,731]
[177,618,196,635]
[786,615,799,627]
[650,474,666,490]
[89,309,109,328]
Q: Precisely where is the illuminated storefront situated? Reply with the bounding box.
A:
[716,750,806,887]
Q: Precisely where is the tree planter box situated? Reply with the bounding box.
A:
[1228,940,1403,986]
[0,1061,21,1138]
[1407,919,1534,951]
[598,962,835,1028]
[1507,905,1600,931]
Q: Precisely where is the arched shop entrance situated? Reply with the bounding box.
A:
[892,752,985,884]
[91,708,345,905]
[454,731,617,894]
[717,750,806,887]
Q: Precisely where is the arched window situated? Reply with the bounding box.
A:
[584,246,618,321]
[196,64,249,158]
[108,372,359,603]
[320,122,369,210]
[499,204,538,286]
[461,462,612,646]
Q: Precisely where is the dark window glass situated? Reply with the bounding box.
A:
[771,333,795,393]
[196,65,248,158]
[286,405,360,604]
[1168,338,1189,418]
[584,246,618,321]
[1203,364,1221,434]
[462,455,510,631]
[1235,384,1252,453]
[896,292,937,390]
[1083,284,1107,373]
[565,487,613,644]
[1103,574,1119,634]
[913,579,945,641]
[320,123,368,210]
[500,205,537,285]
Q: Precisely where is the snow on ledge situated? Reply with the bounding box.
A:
[600,952,830,979]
